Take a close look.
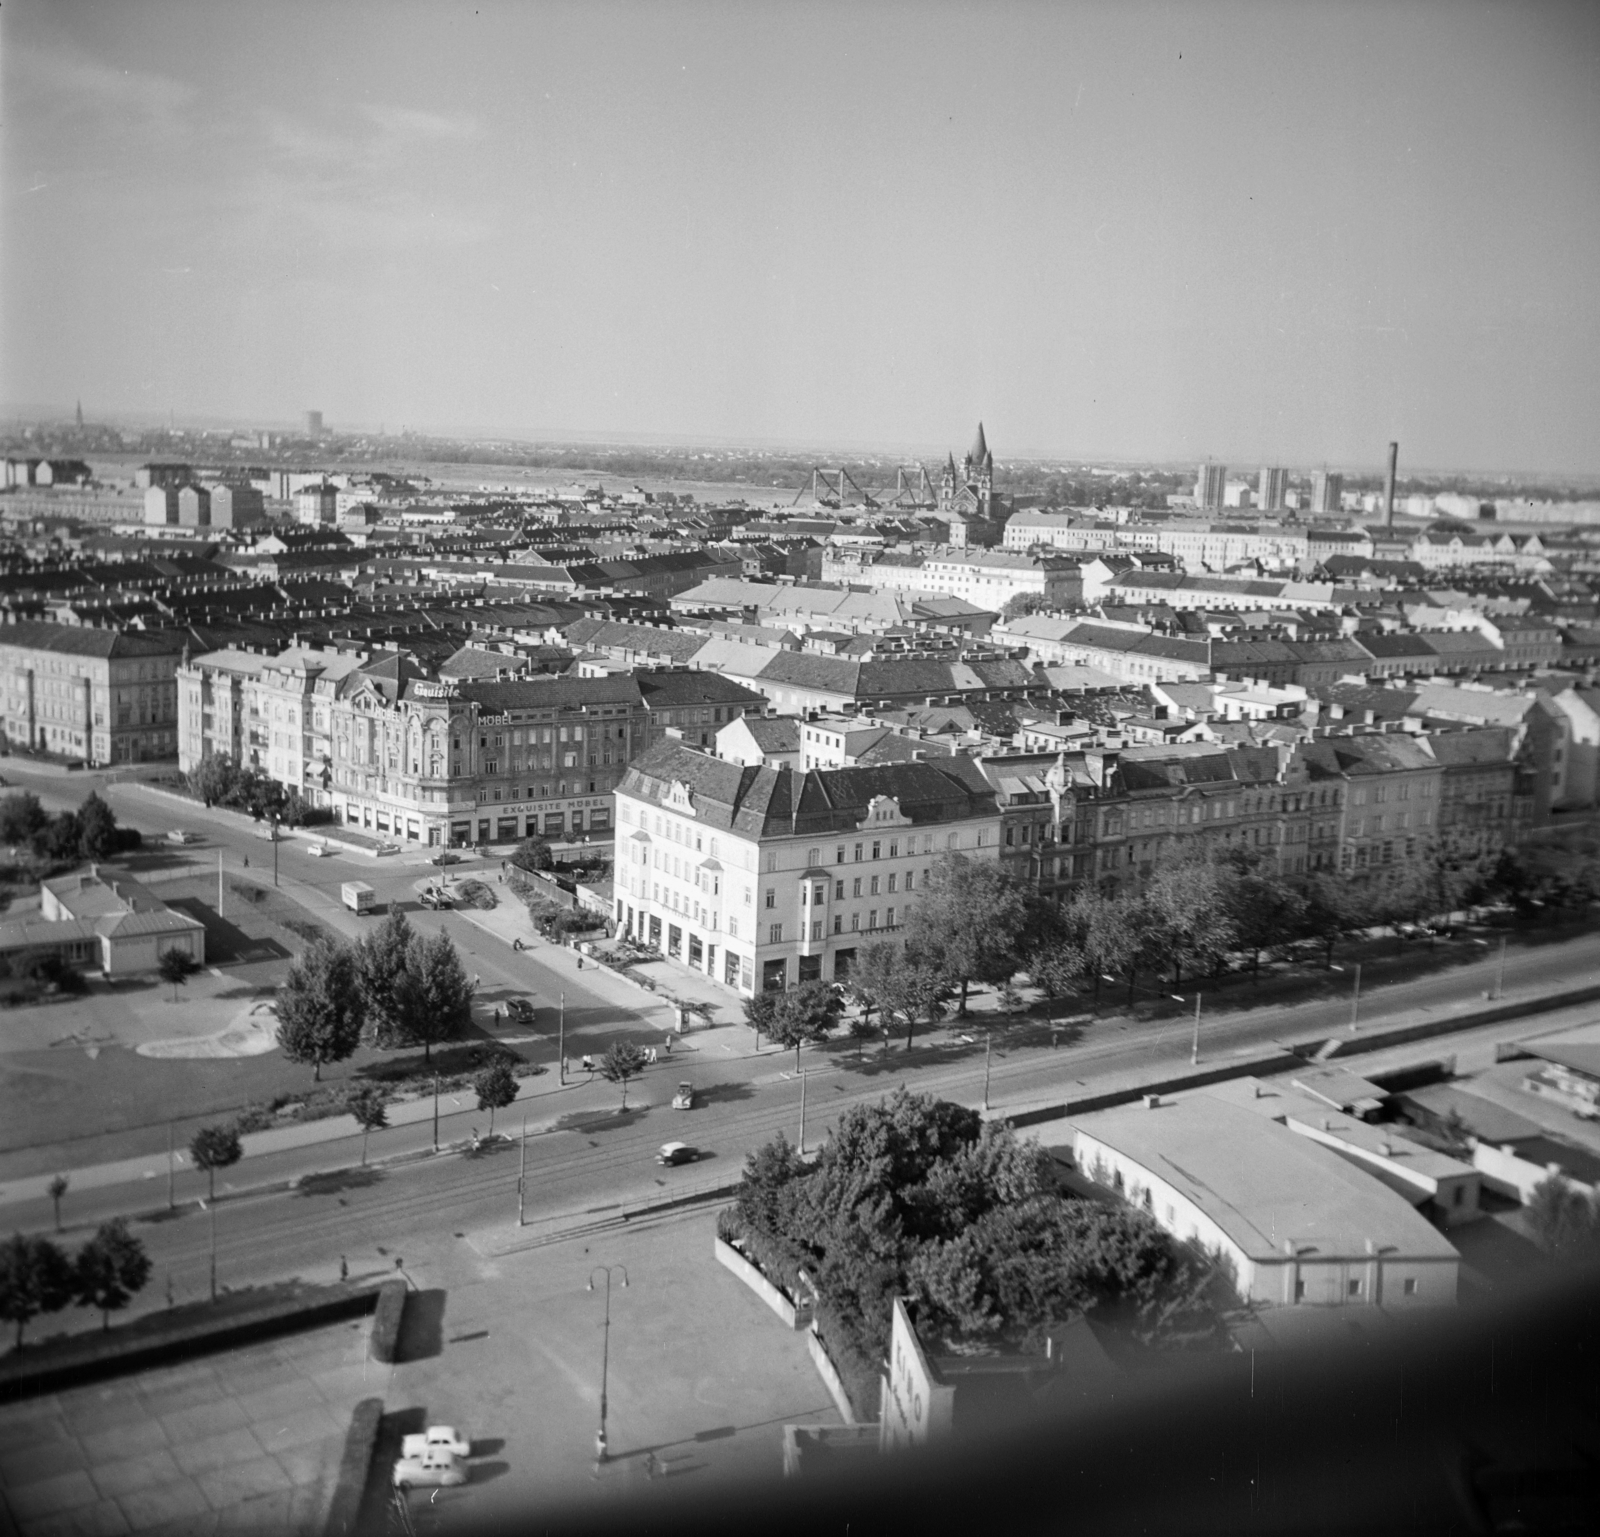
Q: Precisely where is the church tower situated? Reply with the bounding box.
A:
[961,421,994,517]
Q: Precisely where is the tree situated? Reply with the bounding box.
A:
[354,909,415,1047]
[473,1059,519,1137]
[1525,1174,1600,1263]
[768,981,842,1071]
[743,989,782,1050]
[32,811,82,862]
[902,854,1030,1015]
[510,836,554,873]
[1294,870,1367,965]
[846,1012,880,1059]
[158,946,200,1003]
[0,791,48,844]
[275,937,365,1081]
[189,752,238,809]
[0,1232,75,1350]
[190,1124,242,1202]
[76,793,121,860]
[392,929,476,1061]
[1221,862,1308,980]
[852,941,947,1051]
[47,1174,69,1233]
[597,1041,647,1109]
[1144,860,1236,989]
[74,1219,152,1331]
[347,1086,389,1166]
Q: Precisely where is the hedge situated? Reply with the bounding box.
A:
[323,1396,384,1537]
[368,1279,408,1364]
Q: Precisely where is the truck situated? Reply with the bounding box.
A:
[341,881,377,915]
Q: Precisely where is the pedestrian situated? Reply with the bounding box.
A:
[243,855,249,868]
[664,1035,672,1056]
[494,1005,502,1026]
[339,1255,348,1282]
[471,1128,481,1152]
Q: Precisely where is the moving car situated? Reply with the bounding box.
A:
[431,850,462,866]
[505,997,536,1023]
[374,841,402,856]
[401,1425,471,1460]
[657,1141,700,1166]
[305,842,333,857]
[392,1448,467,1490]
[671,1082,695,1111]
[166,829,201,845]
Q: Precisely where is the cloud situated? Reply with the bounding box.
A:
[13,43,196,134]
[360,103,483,145]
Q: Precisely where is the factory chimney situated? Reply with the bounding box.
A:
[1383,441,1399,527]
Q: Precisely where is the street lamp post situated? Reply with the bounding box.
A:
[982,1028,993,1112]
[271,814,279,888]
[559,992,566,1085]
[587,1265,628,1466]
[517,1118,527,1227]
[1189,993,1202,1065]
[432,1073,440,1152]
[798,1068,807,1156]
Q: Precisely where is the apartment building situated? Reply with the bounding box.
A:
[820,548,1079,612]
[0,621,186,763]
[614,742,1002,994]
[178,643,369,803]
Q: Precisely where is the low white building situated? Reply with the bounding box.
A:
[614,741,1001,994]
[1043,1093,1460,1310]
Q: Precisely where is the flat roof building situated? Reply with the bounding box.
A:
[1038,1093,1459,1310]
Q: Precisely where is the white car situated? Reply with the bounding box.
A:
[401,1425,471,1460]
[166,829,201,845]
[393,1449,467,1490]
[304,843,333,858]
[374,841,402,856]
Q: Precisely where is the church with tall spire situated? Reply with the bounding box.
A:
[937,421,999,546]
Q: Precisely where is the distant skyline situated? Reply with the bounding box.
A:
[4,1,1599,475]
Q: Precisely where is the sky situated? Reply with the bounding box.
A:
[3,0,1599,475]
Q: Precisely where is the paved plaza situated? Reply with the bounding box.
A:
[385,1204,842,1530]
[0,1315,382,1537]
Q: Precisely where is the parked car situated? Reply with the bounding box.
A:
[374,841,402,856]
[392,1449,467,1490]
[304,843,333,858]
[401,1426,471,1460]
[671,1082,695,1111]
[419,887,453,910]
[505,997,536,1023]
[657,1141,700,1166]
[431,850,462,866]
[166,829,201,845]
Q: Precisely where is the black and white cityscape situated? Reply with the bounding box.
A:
[2,4,1598,1534]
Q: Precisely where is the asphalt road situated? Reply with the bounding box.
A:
[5,757,1599,1334]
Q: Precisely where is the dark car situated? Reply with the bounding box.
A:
[656,1142,700,1166]
[505,998,536,1023]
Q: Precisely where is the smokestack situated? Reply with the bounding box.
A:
[1383,441,1398,527]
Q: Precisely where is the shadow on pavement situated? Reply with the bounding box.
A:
[551,1106,648,1134]
[394,1288,447,1363]
[469,1460,510,1484]
[687,1081,755,1105]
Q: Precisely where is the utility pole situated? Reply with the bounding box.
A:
[559,992,566,1084]
[1495,935,1507,1000]
[1190,993,1203,1065]
[587,1266,628,1467]
[1350,962,1362,1032]
[217,848,223,917]
[271,814,279,888]
[517,1118,527,1227]
[167,1121,175,1210]
[798,1068,807,1156]
[982,1029,993,1112]
[432,1073,440,1152]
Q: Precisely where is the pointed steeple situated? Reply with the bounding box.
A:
[945,452,957,475]
[968,421,989,465]
[75,399,84,428]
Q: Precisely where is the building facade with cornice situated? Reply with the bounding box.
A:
[614,742,1003,994]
